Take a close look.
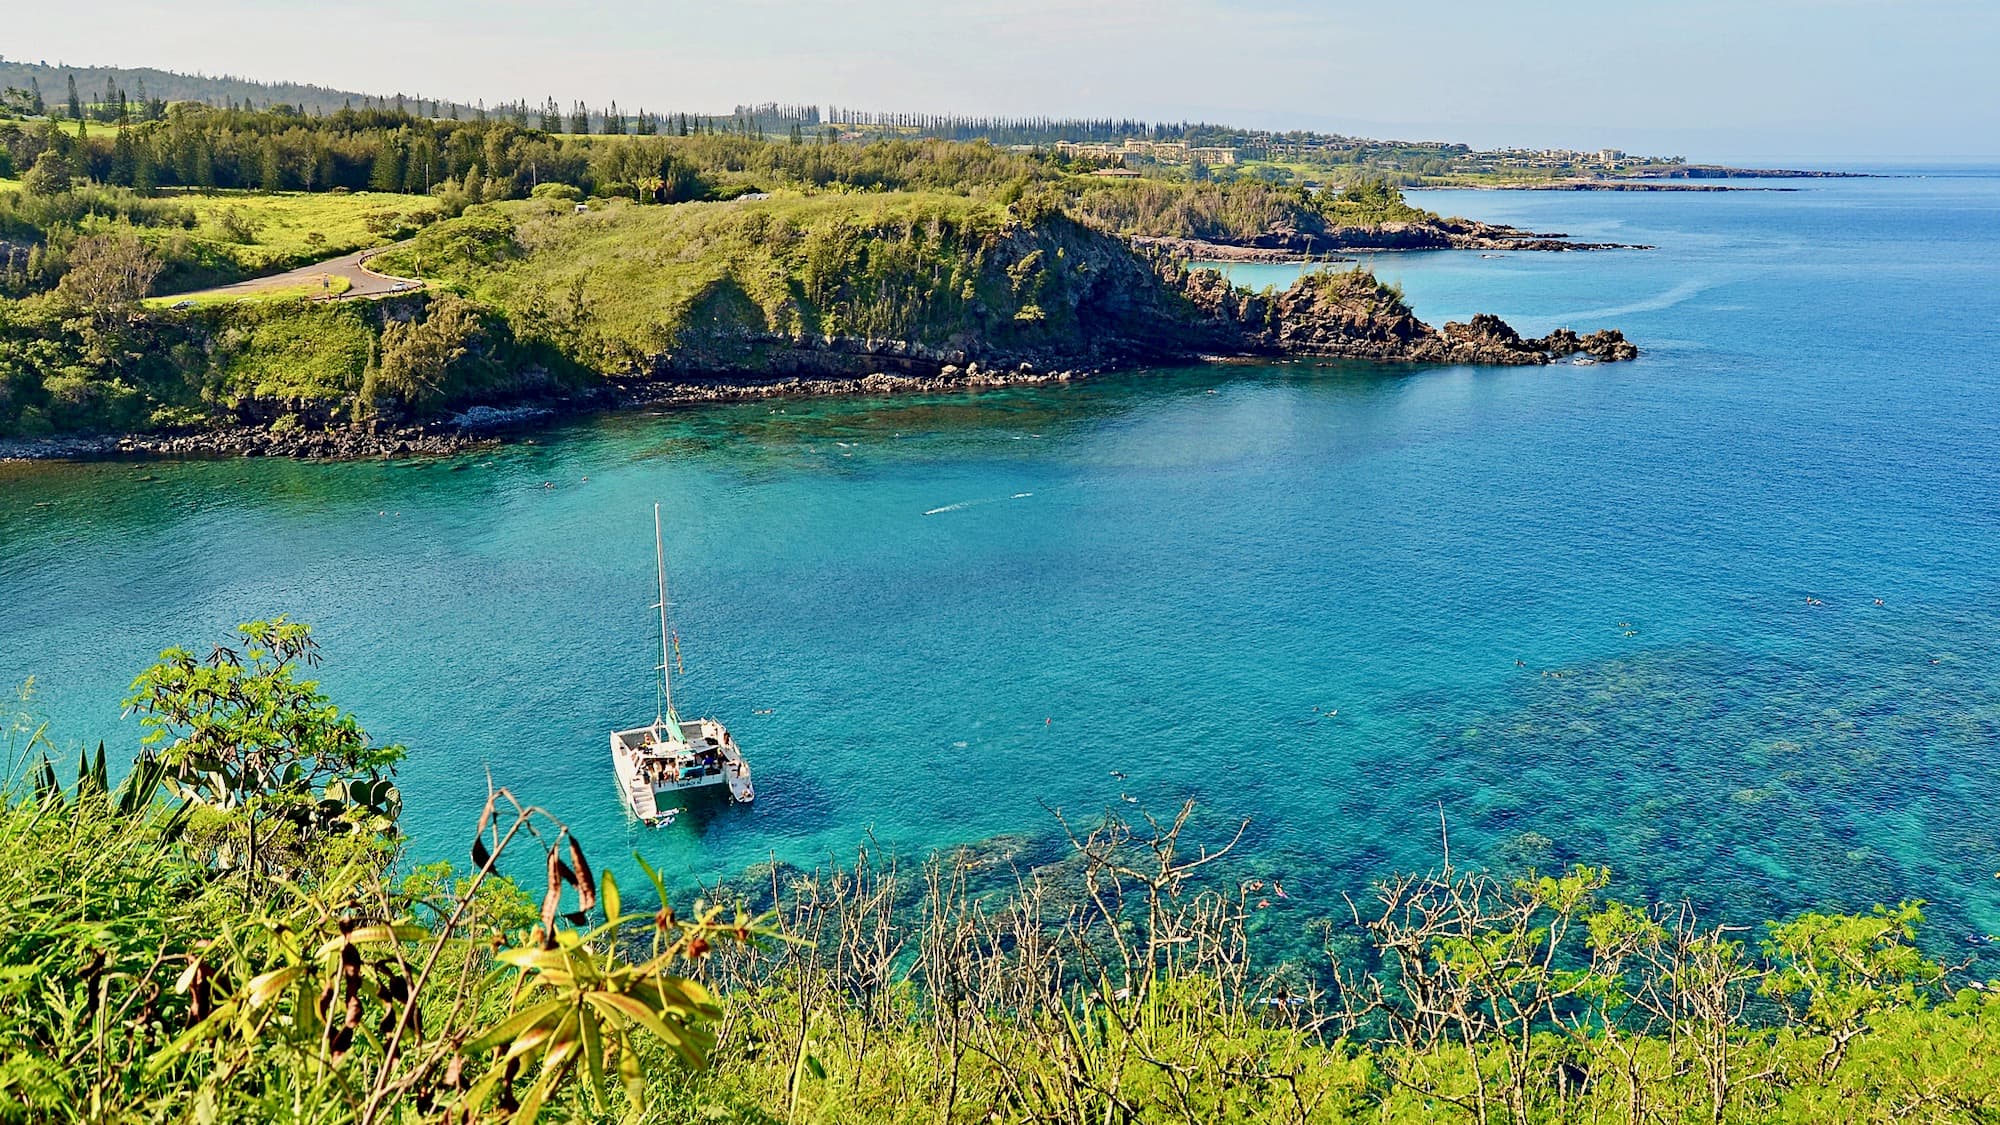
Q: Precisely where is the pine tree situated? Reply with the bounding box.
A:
[29,77,43,116]
[133,141,155,192]
[192,138,214,188]
[111,128,137,186]
[569,101,588,134]
[259,139,283,190]
[405,137,434,193]
[298,139,321,191]
[66,74,81,120]
[370,140,404,192]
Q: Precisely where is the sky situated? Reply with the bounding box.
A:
[6,0,1997,161]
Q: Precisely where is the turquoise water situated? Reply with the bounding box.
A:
[4,170,1999,956]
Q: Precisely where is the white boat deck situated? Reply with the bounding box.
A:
[610,504,754,825]
[611,717,753,823]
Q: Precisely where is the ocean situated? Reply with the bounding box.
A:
[4,168,1997,958]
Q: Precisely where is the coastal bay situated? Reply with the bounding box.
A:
[6,170,1999,963]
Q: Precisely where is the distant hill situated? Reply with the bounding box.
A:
[0,55,474,116]
[0,54,1701,183]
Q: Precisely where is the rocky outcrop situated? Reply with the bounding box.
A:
[1445,181,1775,193]
[1165,263,1639,367]
[0,422,484,463]
[614,365,1096,409]
[5,212,1640,463]
[1138,218,1648,260]
[1527,323,1642,362]
[1626,165,1865,180]
[1130,237,1356,264]
[1430,217,1652,252]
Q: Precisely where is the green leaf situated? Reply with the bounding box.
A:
[243,964,309,1009]
[635,852,668,908]
[313,924,426,958]
[496,946,573,974]
[602,869,622,925]
[580,1002,609,1112]
[616,1027,647,1118]
[465,997,566,1055]
[513,1073,551,1125]
[585,992,707,1068]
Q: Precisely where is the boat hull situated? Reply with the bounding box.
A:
[610,717,753,825]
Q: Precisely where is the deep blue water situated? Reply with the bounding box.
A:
[4,170,1998,956]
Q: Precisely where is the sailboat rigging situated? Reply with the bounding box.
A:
[610,504,754,824]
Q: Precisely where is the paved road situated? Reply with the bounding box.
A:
[158,245,423,304]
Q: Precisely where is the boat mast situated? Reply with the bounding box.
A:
[653,503,676,725]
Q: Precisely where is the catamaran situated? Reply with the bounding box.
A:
[610,505,754,824]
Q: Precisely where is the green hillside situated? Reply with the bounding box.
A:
[0,55,469,117]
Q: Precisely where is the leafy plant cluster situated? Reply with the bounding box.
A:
[5,620,1999,1122]
[0,284,567,436]
[0,621,763,1124]
[1066,176,1439,247]
[673,805,1998,1125]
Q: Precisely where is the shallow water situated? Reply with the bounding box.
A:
[4,170,1998,956]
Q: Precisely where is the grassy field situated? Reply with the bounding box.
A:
[141,273,351,308]
[373,190,1019,362]
[133,188,442,276]
[0,176,440,285]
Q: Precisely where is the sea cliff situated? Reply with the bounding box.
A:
[0,194,1637,460]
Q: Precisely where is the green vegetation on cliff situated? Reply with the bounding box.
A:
[2,623,1995,1123]
[1066,175,1435,246]
[372,190,1201,376]
[0,284,562,436]
[0,110,1617,443]
[0,189,1214,438]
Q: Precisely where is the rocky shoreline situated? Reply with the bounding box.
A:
[0,422,489,464]
[1129,238,1358,264]
[1627,165,1868,180]
[1135,216,1650,260]
[2,338,1628,464]
[4,257,1640,465]
[1422,181,1796,193]
[0,333,1623,464]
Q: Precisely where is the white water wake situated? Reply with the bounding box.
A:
[1549,277,1723,322]
[925,492,1036,516]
